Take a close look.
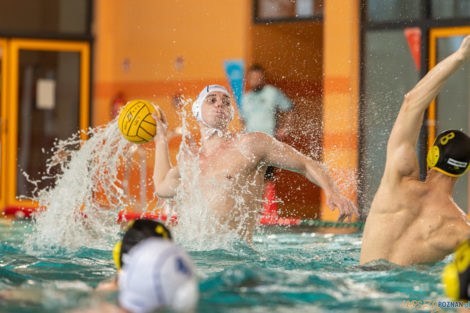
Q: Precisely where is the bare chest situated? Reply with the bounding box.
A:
[197,147,260,183]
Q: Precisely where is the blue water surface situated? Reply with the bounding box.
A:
[0,220,454,313]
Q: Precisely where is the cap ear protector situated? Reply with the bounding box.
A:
[114,219,135,271]
[443,239,470,300]
[426,130,470,177]
[113,241,123,270]
[113,219,172,271]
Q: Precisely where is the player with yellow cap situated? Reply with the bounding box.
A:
[361,35,470,266]
[443,239,470,301]
[427,130,470,178]
[96,219,173,291]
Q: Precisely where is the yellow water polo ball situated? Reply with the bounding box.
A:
[118,100,161,144]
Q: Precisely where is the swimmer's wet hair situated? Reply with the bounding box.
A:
[427,130,470,177]
[113,219,172,270]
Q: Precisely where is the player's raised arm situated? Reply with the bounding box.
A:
[152,109,180,198]
[250,132,358,222]
[385,35,470,179]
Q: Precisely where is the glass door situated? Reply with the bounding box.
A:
[6,39,89,209]
[429,27,470,211]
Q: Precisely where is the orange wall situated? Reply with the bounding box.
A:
[92,0,251,211]
[250,22,323,218]
[251,22,323,83]
[321,0,359,224]
[92,1,359,220]
[93,0,251,131]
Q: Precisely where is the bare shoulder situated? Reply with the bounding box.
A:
[370,175,427,215]
[233,133,281,164]
[240,131,272,142]
[238,132,274,150]
[383,142,420,184]
[427,207,470,254]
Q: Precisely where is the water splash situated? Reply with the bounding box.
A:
[165,103,259,251]
[21,95,357,254]
[21,98,260,254]
[23,121,138,254]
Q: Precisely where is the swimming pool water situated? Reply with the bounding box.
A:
[0,220,453,313]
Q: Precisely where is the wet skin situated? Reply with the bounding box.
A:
[360,36,470,266]
[153,91,358,243]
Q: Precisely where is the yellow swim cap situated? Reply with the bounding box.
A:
[427,130,470,177]
[443,240,470,300]
[113,219,172,270]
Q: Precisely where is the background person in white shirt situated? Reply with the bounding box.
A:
[240,64,293,140]
[240,64,295,217]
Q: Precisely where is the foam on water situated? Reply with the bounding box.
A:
[23,121,132,253]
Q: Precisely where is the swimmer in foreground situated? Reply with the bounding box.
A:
[443,239,470,301]
[360,36,470,266]
[152,85,358,242]
[96,219,172,291]
[118,237,198,312]
[442,239,470,312]
[74,225,197,313]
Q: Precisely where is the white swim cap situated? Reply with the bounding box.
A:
[118,238,199,313]
[192,85,233,138]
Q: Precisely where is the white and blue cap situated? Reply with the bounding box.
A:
[118,238,199,313]
[192,85,233,138]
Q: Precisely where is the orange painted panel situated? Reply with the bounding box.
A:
[323,93,359,132]
[94,0,251,83]
[249,21,324,219]
[324,77,351,94]
[323,132,358,151]
[321,0,360,222]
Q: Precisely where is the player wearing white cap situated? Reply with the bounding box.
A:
[153,85,358,243]
[70,237,198,313]
[119,238,198,313]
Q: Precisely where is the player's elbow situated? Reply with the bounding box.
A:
[154,179,176,198]
[153,168,179,198]
[155,185,175,199]
[401,92,421,114]
[403,91,411,102]
[154,183,165,197]
[402,92,414,109]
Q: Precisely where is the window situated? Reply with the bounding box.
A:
[431,0,470,19]
[254,0,323,23]
[366,0,422,22]
[361,30,420,210]
[360,0,470,211]
[0,0,91,36]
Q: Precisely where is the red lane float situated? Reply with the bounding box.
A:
[1,207,301,225]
